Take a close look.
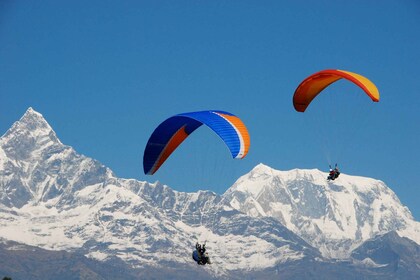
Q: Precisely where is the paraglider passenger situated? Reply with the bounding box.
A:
[334,166,340,179]
[327,164,340,181]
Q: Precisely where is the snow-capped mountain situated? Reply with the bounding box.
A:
[0,108,419,279]
[223,164,420,258]
[0,107,113,208]
[0,108,319,276]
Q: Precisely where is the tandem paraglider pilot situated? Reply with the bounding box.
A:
[192,242,211,265]
[327,164,340,181]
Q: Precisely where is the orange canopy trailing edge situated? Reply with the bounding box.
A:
[293,69,380,112]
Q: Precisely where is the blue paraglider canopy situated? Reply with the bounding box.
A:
[143,110,250,175]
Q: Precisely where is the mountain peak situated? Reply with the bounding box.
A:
[24,107,42,117]
[251,162,272,173]
[225,165,420,258]
[0,108,112,207]
[19,107,54,134]
[1,107,61,147]
[243,165,327,185]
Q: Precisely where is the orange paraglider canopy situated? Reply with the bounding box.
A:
[293,69,380,112]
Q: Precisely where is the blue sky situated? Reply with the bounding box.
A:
[1,1,419,219]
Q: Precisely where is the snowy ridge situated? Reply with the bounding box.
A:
[224,163,420,258]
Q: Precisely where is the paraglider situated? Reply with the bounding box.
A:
[327,164,340,181]
[192,242,211,265]
[143,110,250,175]
[293,70,380,177]
[293,69,380,113]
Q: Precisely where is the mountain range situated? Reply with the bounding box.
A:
[0,108,419,279]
